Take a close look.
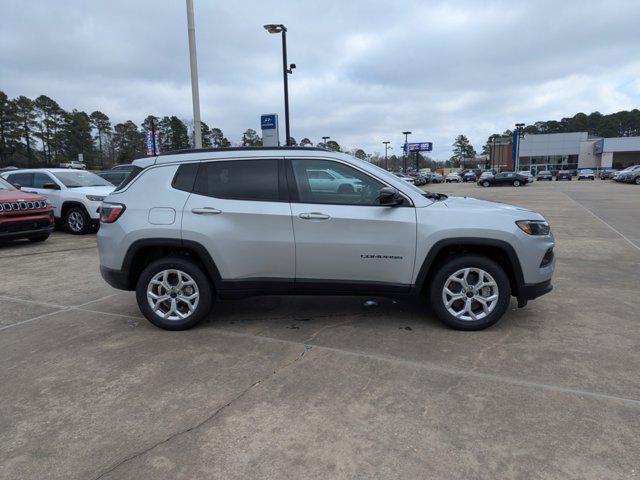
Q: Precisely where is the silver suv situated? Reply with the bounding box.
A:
[97,147,555,331]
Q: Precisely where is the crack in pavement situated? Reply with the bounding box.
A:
[90,344,313,480]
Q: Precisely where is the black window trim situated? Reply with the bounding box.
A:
[284,157,413,208]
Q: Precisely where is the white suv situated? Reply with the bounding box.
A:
[2,169,115,234]
[97,147,555,331]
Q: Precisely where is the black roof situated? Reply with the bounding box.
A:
[157,146,329,156]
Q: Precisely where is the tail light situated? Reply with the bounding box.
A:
[100,203,126,223]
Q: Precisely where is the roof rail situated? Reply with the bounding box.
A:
[157,146,329,156]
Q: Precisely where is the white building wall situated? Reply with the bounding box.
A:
[600,152,614,168]
[602,137,640,152]
[519,132,588,156]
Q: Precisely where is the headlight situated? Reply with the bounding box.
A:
[86,195,105,202]
[516,220,550,236]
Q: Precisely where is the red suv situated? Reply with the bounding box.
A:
[0,177,54,243]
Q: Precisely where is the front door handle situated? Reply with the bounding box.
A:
[192,207,222,215]
[299,212,330,220]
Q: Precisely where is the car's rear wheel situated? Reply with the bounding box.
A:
[482,180,490,187]
[635,177,640,185]
[429,255,511,330]
[512,180,521,187]
[65,206,91,235]
[136,256,213,330]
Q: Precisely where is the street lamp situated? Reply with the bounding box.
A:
[515,123,525,171]
[186,0,202,148]
[322,136,330,148]
[402,131,412,173]
[383,141,391,170]
[264,24,296,146]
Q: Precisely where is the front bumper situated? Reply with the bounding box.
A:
[518,279,553,302]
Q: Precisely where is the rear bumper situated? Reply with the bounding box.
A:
[100,265,130,290]
[518,280,553,301]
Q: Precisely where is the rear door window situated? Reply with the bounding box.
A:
[7,172,33,187]
[193,159,280,201]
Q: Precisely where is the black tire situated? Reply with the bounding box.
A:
[337,184,355,194]
[65,206,91,235]
[429,254,511,331]
[635,177,640,185]
[482,180,490,187]
[136,256,214,330]
[28,235,50,243]
[512,180,521,187]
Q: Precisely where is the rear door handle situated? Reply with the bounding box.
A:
[191,207,222,215]
[299,212,330,220]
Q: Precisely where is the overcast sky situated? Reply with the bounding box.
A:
[2,0,640,160]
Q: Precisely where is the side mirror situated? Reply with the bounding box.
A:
[43,183,61,190]
[377,187,403,206]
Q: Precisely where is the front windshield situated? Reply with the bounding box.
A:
[53,171,112,188]
[0,177,16,190]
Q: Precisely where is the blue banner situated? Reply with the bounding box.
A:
[404,142,433,152]
[261,114,277,130]
[512,130,518,162]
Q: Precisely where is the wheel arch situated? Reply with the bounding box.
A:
[61,200,89,219]
[121,238,222,291]
[414,238,525,298]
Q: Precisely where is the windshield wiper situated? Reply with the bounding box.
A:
[423,192,448,200]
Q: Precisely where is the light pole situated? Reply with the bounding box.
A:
[402,131,411,173]
[264,24,295,146]
[186,0,202,149]
[515,123,525,171]
[322,136,330,148]
[383,141,390,170]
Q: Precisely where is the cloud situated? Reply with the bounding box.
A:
[1,0,639,160]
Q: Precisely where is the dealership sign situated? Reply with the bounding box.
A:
[403,142,433,152]
[261,113,279,147]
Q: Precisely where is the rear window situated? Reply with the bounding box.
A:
[193,159,279,201]
[113,166,144,192]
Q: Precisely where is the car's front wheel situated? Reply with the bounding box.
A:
[429,255,511,330]
[65,206,91,234]
[136,256,214,330]
[482,180,490,187]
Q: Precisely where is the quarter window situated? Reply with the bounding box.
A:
[290,159,385,206]
[193,159,279,201]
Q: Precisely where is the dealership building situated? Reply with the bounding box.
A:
[489,132,640,173]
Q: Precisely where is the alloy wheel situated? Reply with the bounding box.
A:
[441,267,499,321]
[68,211,84,232]
[147,269,200,321]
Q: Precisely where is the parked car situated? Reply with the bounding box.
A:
[394,173,416,184]
[478,171,528,187]
[518,171,534,183]
[98,147,555,331]
[478,171,494,181]
[536,170,553,181]
[615,165,640,184]
[59,160,86,170]
[430,173,444,183]
[577,169,595,181]
[0,176,54,243]
[1,169,115,234]
[599,169,617,179]
[556,170,572,181]
[111,164,135,172]
[445,173,461,183]
[462,171,477,182]
[97,170,128,187]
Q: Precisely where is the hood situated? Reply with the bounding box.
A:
[68,186,115,197]
[0,188,45,202]
[441,196,543,219]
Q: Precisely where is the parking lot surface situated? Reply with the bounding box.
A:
[1,180,639,479]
